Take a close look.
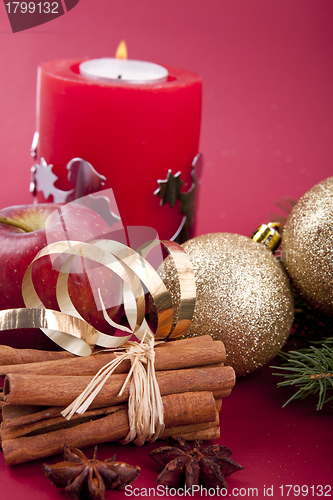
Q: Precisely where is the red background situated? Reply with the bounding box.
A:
[0,1,332,499]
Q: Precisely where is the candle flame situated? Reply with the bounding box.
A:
[115,40,128,59]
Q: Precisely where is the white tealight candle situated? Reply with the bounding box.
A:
[79,58,168,84]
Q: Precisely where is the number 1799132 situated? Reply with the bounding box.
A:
[5,2,59,14]
[279,485,331,497]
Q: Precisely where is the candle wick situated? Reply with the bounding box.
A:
[117,75,122,79]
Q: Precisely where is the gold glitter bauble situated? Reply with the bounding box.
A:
[159,233,294,377]
[282,177,333,315]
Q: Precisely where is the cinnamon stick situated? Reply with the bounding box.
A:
[0,335,219,366]
[0,336,226,377]
[1,405,127,441]
[2,391,217,465]
[3,365,235,407]
[2,405,64,427]
[179,426,221,441]
[159,410,219,439]
[1,397,221,441]
[1,404,43,423]
[0,345,74,365]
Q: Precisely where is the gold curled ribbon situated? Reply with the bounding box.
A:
[22,240,145,352]
[0,308,98,357]
[158,241,196,339]
[16,238,196,354]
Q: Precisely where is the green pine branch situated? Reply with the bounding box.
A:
[272,339,333,410]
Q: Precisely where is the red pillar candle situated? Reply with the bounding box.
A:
[36,59,202,240]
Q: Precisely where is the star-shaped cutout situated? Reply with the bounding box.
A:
[33,157,59,200]
[154,170,184,208]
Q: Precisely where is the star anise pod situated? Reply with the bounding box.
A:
[149,436,244,489]
[43,444,140,500]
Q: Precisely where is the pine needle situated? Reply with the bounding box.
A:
[272,339,333,410]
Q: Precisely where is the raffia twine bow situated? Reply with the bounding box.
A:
[62,331,165,444]
[0,237,195,445]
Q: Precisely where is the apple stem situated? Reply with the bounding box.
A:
[0,214,33,233]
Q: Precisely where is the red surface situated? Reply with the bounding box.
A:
[37,60,202,240]
[0,1,332,498]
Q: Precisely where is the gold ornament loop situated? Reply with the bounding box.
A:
[251,222,282,252]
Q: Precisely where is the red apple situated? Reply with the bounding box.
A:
[0,203,123,349]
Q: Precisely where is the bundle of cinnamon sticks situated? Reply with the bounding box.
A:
[0,335,235,466]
